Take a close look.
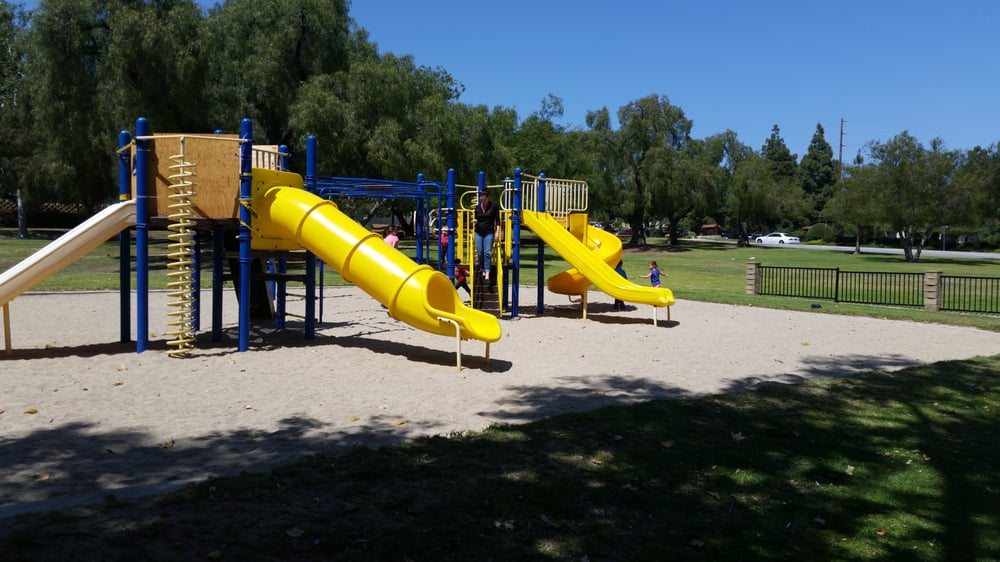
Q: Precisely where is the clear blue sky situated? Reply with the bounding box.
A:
[348,0,999,160]
[18,0,1000,160]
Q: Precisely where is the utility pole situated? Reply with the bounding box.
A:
[838,118,845,184]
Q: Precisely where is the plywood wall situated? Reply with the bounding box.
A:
[131,134,242,219]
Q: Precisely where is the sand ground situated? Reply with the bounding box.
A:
[1,287,998,519]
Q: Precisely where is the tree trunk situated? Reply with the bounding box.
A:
[853,225,861,255]
[665,214,679,245]
[901,228,916,262]
[629,213,645,247]
[16,189,28,239]
[736,221,751,247]
[392,208,414,237]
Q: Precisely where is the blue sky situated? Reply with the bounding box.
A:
[17,0,1000,159]
[348,0,999,159]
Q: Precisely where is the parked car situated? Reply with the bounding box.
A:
[754,232,800,245]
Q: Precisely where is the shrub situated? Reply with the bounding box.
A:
[805,223,837,243]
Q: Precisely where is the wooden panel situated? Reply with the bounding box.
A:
[132,134,243,219]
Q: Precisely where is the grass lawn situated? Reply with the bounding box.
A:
[2,355,997,560]
[2,233,998,559]
[2,233,997,330]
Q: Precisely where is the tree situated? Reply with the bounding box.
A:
[20,0,210,208]
[0,1,32,236]
[615,94,692,246]
[204,0,351,145]
[799,123,836,219]
[864,132,963,262]
[645,138,724,244]
[289,50,462,180]
[512,95,567,177]
[954,143,1000,247]
[725,155,807,244]
[582,107,619,227]
[761,124,798,181]
[823,163,881,254]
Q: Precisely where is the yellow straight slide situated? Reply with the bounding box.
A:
[0,200,137,306]
[522,210,674,308]
[250,169,501,343]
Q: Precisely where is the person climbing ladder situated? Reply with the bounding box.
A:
[473,188,500,282]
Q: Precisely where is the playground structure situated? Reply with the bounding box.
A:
[441,170,675,323]
[300,141,675,323]
[0,116,674,365]
[0,118,502,367]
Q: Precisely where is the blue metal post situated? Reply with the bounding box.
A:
[238,118,253,351]
[212,226,224,342]
[134,118,150,352]
[536,172,546,315]
[318,260,325,323]
[478,170,488,288]
[278,144,290,172]
[305,253,316,340]
[512,169,522,318]
[416,173,425,264]
[117,130,132,343]
[192,233,201,332]
[275,143,291,329]
[446,169,456,283]
[267,258,276,310]
[436,191,445,272]
[306,136,317,189]
[305,136,320,332]
[275,258,286,329]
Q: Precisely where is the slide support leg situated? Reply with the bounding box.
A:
[2,303,10,356]
[439,317,461,372]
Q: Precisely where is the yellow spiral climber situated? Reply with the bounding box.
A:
[165,138,197,357]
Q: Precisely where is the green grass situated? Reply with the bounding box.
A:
[2,234,998,330]
[3,355,998,560]
[2,234,998,559]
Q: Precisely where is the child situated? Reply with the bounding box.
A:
[383,226,399,248]
[639,260,666,288]
[454,258,470,298]
[613,260,627,310]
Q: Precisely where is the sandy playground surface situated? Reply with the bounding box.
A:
[1,287,998,518]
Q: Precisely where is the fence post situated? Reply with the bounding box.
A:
[924,271,942,312]
[746,262,761,294]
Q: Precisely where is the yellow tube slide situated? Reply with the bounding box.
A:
[522,210,674,307]
[251,169,501,343]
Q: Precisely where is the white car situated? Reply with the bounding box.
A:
[755,232,800,245]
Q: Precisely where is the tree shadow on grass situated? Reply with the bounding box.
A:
[0,414,449,522]
[1,356,996,561]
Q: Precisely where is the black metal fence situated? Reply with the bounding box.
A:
[941,275,1000,313]
[838,271,924,307]
[757,266,999,313]
[758,266,838,300]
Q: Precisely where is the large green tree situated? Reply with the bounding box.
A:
[288,50,462,180]
[823,159,881,254]
[0,1,34,235]
[864,133,963,262]
[203,0,351,144]
[954,143,1000,247]
[615,94,692,245]
[799,123,836,219]
[645,138,724,244]
[761,124,798,181]
[725,154,807,243]
[0,1,27,199]
[20,0,209,207]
